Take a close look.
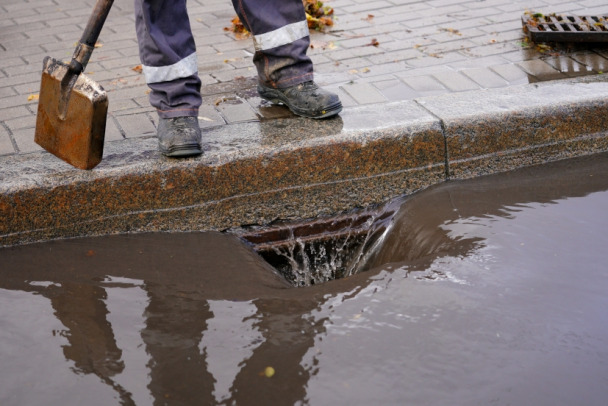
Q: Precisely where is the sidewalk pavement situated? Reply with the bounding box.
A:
[2,0,607,155]
[2,0,608,246]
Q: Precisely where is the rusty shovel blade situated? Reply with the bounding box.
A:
[34,56,108,170]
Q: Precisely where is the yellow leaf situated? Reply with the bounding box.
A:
[264,366,275,378]
[27,94,39,102]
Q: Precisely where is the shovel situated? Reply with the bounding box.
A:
[35,0,114,170]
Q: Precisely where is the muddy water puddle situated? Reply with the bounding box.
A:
[2,153,608,405]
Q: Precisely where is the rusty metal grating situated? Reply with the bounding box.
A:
[237,206,397,286]
[522,14,608,42]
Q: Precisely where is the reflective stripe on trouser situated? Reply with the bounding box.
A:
[134,0,202,118]
[232,0,313,88]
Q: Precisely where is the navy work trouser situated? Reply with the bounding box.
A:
[134,0,313,118]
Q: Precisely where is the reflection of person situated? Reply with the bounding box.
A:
[226,298,320,405]
[139,284,321,405]
[141,284,216,405]
[18,281,135,404]
[0,232,337,404]
[134,0,343,157]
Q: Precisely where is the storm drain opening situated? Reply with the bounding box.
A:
[239,204,398,287]
[522,14,608,42]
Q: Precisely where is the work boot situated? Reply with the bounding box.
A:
[157,116,202,157]
[258,81,342,119]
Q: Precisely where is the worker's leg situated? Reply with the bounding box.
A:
[232,0,313,88]
[233,0,342,118]
[134,0,202,156]
[134,0,202,118]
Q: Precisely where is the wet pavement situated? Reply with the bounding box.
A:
[1,153,607,406]
[2,0,608,155]
[2,0,608,244]
[2,0,608,246]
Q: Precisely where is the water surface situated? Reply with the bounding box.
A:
[1,154,607,405]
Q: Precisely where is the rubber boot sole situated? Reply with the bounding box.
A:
[258,86,342,119]
[159,144,202,158]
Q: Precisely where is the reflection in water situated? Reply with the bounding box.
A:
[1,154,608,405]
[51,283,131,403]
[141,284,215,405]
[4,280,133,404]
[0,232,333,406]
[201,300,263,403]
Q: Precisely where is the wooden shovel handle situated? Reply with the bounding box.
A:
[80,0,115,47]
[69,0,115,74]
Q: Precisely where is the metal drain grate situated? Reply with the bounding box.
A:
[522,14,608,42]
[237,206,396,286]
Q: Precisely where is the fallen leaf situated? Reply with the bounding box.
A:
[310,40,330,50]
[362,67,370,73]
[439,27,462,36]
[225,16,251,39]
[131,64,143,73]
[94,42,103,48]
[363,14,374,22]
[27,94,39,102]
[264,366,275,378]
[369,38,380,47]
[304,0,335,31]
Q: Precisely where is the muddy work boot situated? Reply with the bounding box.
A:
[157,116,202,157]
[258,81,342,119]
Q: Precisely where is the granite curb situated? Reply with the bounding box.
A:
[1,75,607,247]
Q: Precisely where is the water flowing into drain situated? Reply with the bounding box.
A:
[239,201,400,286]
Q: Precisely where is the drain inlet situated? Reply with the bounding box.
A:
[238,205,397,287]
[523,14,608,42]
